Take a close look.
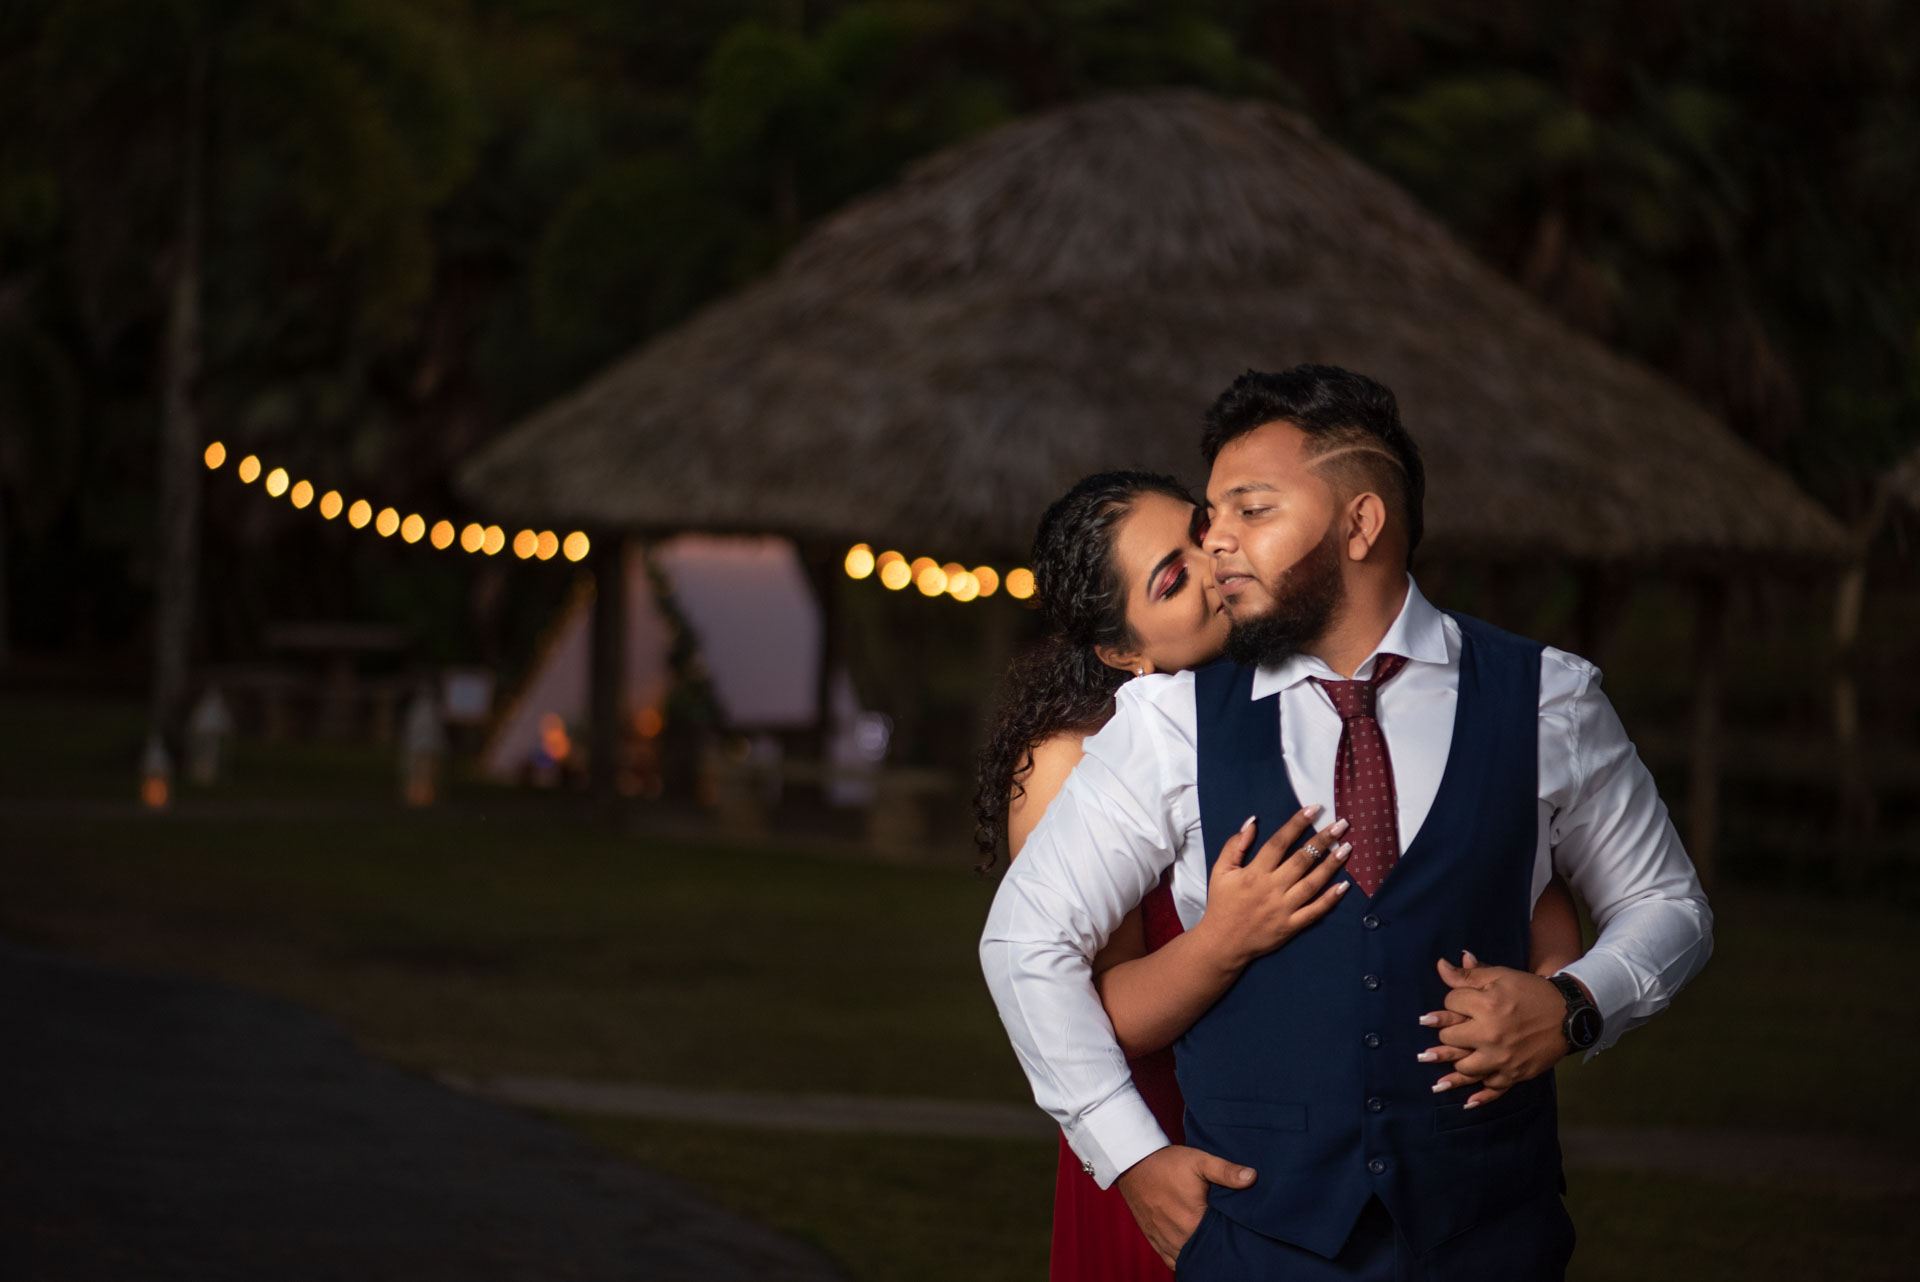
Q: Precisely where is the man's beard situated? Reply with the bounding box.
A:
[1222,524,1346,668]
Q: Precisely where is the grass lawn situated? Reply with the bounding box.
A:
[563,1120,1920,1282]
[3,694,1916,1278]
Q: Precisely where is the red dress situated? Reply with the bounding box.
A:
[1049,868,1187,1282]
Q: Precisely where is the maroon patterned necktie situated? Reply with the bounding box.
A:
[1312,653,1409,897]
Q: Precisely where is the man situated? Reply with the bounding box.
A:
[980,365,1712,1278]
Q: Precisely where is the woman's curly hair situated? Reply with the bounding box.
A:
[972,471,1195,871]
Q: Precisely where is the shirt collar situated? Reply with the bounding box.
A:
[1249,574,1449,700]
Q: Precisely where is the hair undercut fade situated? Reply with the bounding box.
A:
[1199,365,1426,563]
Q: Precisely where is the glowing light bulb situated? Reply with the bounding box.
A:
[1006,568,1036,600]
[348,500,372,528]
[204,442,227,469]
[909,556,936,578]
[482,525,505,556]
[320,491,343,519]
[375,507,400,537]
[973,566,1000,597]
[290,480,314,509]
[879,559,912,590]
[512,529,537,559]
[401,514,426,543]
[430,520,455,549]
[948,571,979,602]
[535,530,559,561]
[844,544,875,579]
[916,564,948,596]
[876,550,904,570]
[460,523,485,552]
[563,531,590,562]
[237,455,261,483]
[265,467,289,497]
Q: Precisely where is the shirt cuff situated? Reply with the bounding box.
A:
[1556,951,1640,1058]
[1064,1086,1170,1189]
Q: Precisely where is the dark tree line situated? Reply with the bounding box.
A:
[0,1,1913,740]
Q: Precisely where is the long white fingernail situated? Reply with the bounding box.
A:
[1301,804,1322,820]
[1333,881,1351,893]
[1332,843,1352,861]
[1462,950,1480,967]
[1418,1014,1439,1027]
[1241,815,1257,832]
[1329,818,1350,837]
[1416,1051,1437,1063]
[1463,1100,1481,1110]
[1431,1081,1450,1094]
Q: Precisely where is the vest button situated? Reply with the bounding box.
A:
[1366,1096,1385,1113]
[1362,973,1381,990]
[1362,914,1381,930]
[1367,1158,1388,1175]
[1363,1032,1382,1049]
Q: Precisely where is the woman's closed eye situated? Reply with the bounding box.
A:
[1155,565,1189,602]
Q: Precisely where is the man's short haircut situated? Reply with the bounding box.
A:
[1200,365,1426,561]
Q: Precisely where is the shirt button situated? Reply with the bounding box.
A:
[1366,1097,1385,1113]
[1081,1159,1095,1177]
[1363,1032,1382,1049]
[1368,1158,1388,1175]
[1362,973,1381,990]
[1362,914,1381,930]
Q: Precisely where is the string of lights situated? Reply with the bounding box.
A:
[842,543,1035,603]
[204,440,591,563]
[206,441,1035,604]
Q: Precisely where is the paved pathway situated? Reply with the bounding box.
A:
[448,1073,1919,1199]
[0,943,845,1282]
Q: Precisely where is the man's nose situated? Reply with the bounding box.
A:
[1202,517,1235,556]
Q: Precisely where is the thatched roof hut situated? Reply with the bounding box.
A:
[459,90,1844,567]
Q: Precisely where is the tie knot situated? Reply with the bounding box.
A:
[1315,653,1408,722]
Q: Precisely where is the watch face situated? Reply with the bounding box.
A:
[1568,1007,1602,1048]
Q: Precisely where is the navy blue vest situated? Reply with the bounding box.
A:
[1178,612,1564,1258]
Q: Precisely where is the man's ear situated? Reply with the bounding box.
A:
[1345,492,1388,562]
[1094,644,1149,676]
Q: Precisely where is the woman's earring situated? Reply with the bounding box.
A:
[1135,668,1144,676]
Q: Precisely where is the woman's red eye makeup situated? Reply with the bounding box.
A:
[1156,565,1189,601]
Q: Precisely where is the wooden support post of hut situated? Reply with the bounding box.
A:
[1830,443,1917,876]
[1573,564,1630,671]
[1832,555,1871,883]
[795,540,845,762]
[589,533,626,816]
[1687,577,1729,890]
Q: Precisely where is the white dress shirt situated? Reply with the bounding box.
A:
[979,577,1714,1188]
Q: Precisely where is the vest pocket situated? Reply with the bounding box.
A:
[1431,1084,1543,1132]
[1194,1099,1308,1131]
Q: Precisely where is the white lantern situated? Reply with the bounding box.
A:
[139,734,172,809]
[399,685,447,807]
[186,687,235,785]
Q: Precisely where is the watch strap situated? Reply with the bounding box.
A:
[1549,973,1600,1050]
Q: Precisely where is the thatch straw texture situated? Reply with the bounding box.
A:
[460,91,1845,565]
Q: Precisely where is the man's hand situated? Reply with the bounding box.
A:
[1114,1145,1256,1269]
[1415,952,1579,1107]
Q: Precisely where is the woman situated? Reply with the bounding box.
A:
[974,471,1583,1282]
